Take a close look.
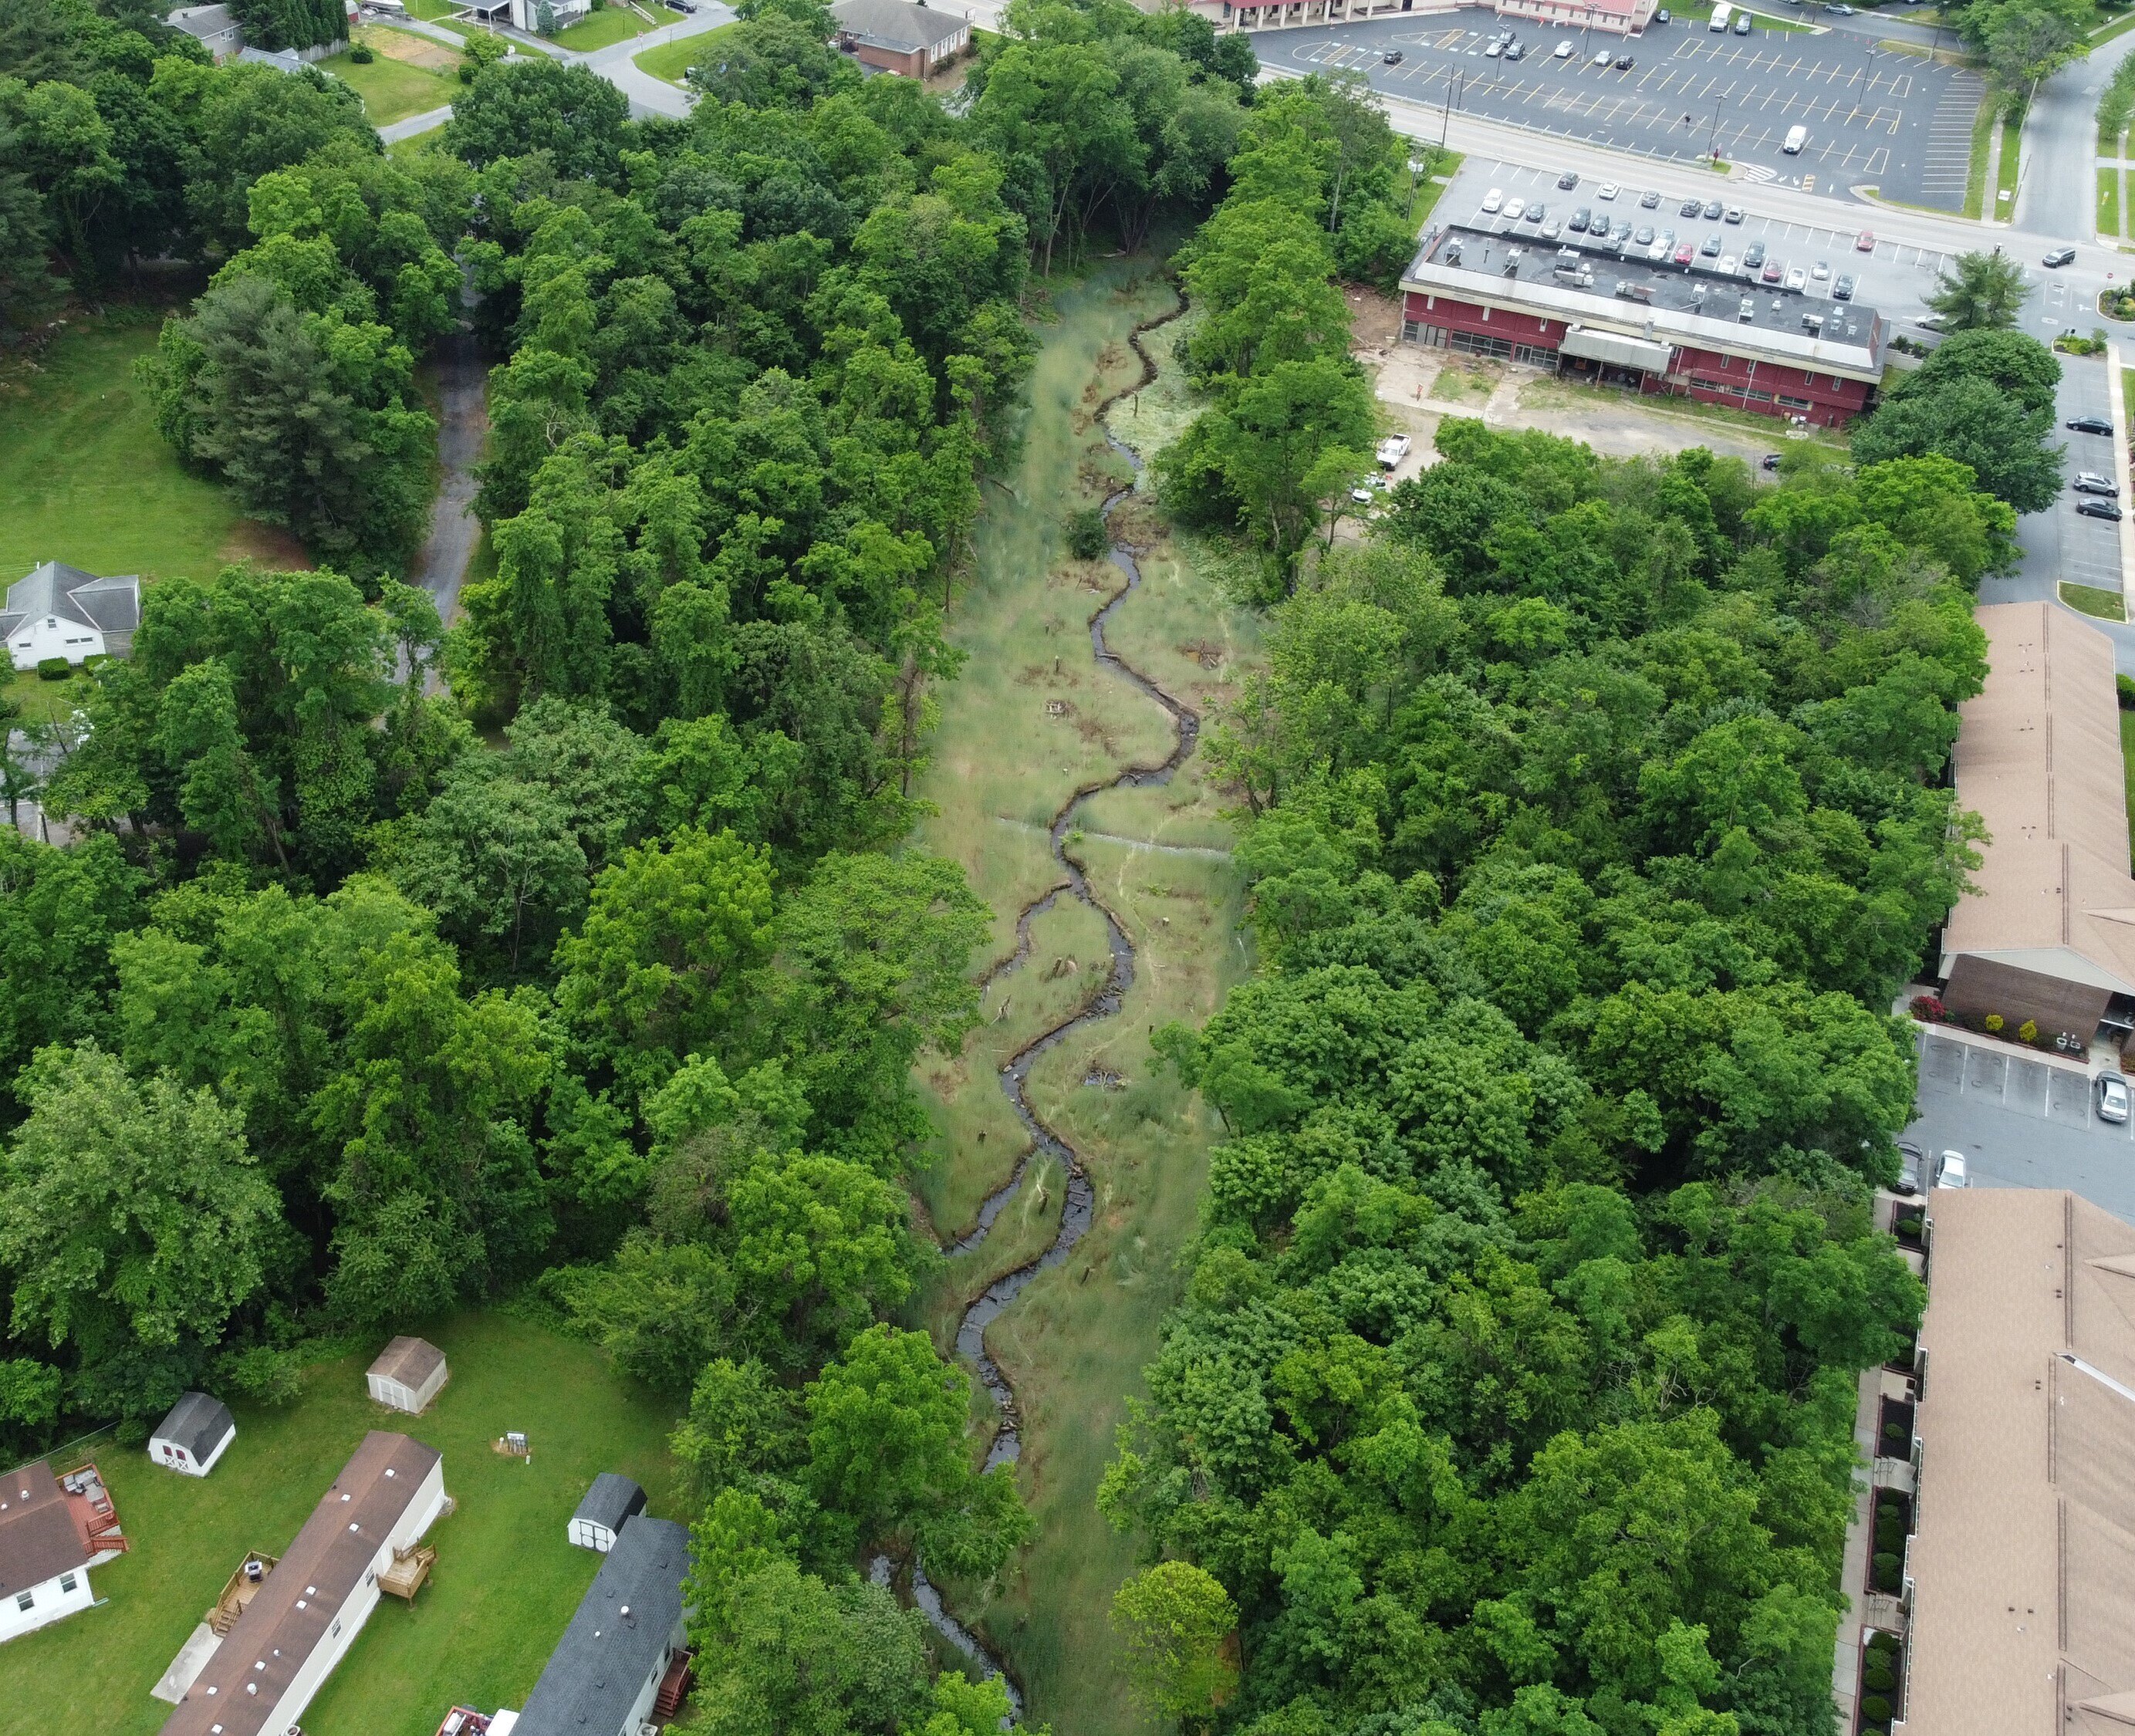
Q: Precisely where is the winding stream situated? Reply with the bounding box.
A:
[894,286,1197,1707]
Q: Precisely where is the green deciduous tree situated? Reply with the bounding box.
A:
[1112,1560,1241,1729]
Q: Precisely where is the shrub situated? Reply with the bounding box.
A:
[1874,1518,1902,1552]
[2120,674,2135,711]
[115,1415,149,1447]
[1866,1630,1898,1655]
[1871,1551,1900,1589]
[1861,1695,1893,1724]
[1066,505,1110,561]
[347,41,375,61]
[2018,1018,2039,1043]
[1881,1420,1906,1442]
[35,657,70,681]
[1863,1661,1894,1694]
[1985,1012,2005,1033]
[1909,993,1948,1022]
[220,1343,304,1405]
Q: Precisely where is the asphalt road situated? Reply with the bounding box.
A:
[1907,1030,2135,1223]
[1254,12,1977,206]
[2017,22,2135,246]
[1985,357,2127,623]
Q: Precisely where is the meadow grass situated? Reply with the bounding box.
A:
[322,32,458,125]
[908,260,1258,1736]
[633,21,736,84]
[0,1312,681,1736]
[555,1,680,50]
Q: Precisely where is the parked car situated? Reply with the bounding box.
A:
[1934,1150,1968,1189]
[1598,181,1620,200]
[2100,1073,2131,1124]
[1734,10,1752,29]
[1555,39,1576,56]
[1762,258,1784,283]
[1384,48,1405,62]
[1674,241,1696,265]
[1810,259,1830,279]
[2069,414,2116,434]
[1568,207,1592,232]
[1827,2,1854,13]
[1785,265,1806,290]
[1649,229,1676,261]
[1522,201,1546,223]
[1592,46,1614,65]
[1376,434,1411,469]
[1718,253,1738,275]
[1557,169,1580,190]
[1482,187,1506,213]
[1701,231,1722,256]
[2079,498,2126,520]
[1485,38,1505,55]
[1702,199,1723,220]
[1540,218,1562,238]
[1895,1140,1923,1196]
[1614,52,1634,68]
[1833,272,1856,299]
[2045,245,2078,267]
[1504,198,1525,221]
[1633,224,1656,247]
[1725,204,1745,223]
[1656,6,1671,18]
[1505,40,1525,58]
[2074,472,2120,495]
[1640,189,1662,208]
[1680,197,1702,216]
[1743,241,1766,269]
[1856,228,1876,251]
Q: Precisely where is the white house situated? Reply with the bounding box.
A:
[509,1515,693,1736]
[150,1393,238,1478]
[158,1431,447,1736]
[0,1461,111,1644]
[505,0,592,32]
[567,1473,647,1553]
[366,1336,448,1414]
[2,562,140,671]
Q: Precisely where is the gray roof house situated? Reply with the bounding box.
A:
[515,1515,692,1736]
[2,562,140,670]
[829,0,970,73]
[568,1473,647,1552]
[167,3,244,59]
[150,1392,237,1478]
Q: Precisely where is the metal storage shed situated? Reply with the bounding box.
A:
[366,1337,448,1415]
[568,1474,647,1553]
[149,1392,236,1478]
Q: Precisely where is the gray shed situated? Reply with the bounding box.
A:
[149,1391,236,1478]
[568,1473,647,1552]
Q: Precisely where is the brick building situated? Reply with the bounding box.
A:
[829,0,969,76]
[1400,222,1884,427]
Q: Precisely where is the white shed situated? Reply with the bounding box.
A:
[567,1473,647,1552]
[149,1392,236,1478]
[366,1336,448,1414]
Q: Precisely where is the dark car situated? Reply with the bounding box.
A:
[1743,241,1766,269]
[1640,189,1662,208]
[2069,414,2116,434]
[1522,202,1546,223]
[1656,5,1671,17]
[1633,224,1656,247]
[1558,169,1579,190]
[2044,246,2078,267]
[1702,199,1723,220]
[1833,273,1856,299]
[2079,498,2126,520]
[1761,454,1783,471]
[1568,207,1591,232]
[1505,40,1525,58]
[1383,49,1404,63]
[1613,53,1634,68]
[1680,197,1702,217]
[1700,231,1722,255]
[1895,1140,1924,1197]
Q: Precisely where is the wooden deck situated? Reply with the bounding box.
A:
[208,1551,279,1636]
[380,1542,435,1601]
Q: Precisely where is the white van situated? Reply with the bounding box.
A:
[1783,124,1809,154]
[1709,3,1731,29]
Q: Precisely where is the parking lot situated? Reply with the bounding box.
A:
[1255,12,1981,208]
[1907,1031,2135,1223]
[2006,361,2127,603]
[1437,156,1961,321]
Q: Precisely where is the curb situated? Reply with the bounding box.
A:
[2110,338,2134,618]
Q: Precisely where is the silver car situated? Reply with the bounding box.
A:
[1934,1150,1968,1189]
[2100,1072,2131,1124]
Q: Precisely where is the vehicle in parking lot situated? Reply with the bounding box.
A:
[1384,48,1404,62]
[1895,1140,1922,1196]
[2100,1073,2131,1124]
[1783,123,1808,153]
[1649,228,1676,261]
[1934,1150,1968,1189]
[1377,434,1411,469]
[1505,39,1525,57]
[1734,11,1751,29]
[1700,232,1721,256]
[1568,207,1591,232]
[2079,498,2126,520]
[1725,204,1744,223]
[1504,198,1525,220]
[1591,46,1613,63]
[1785,265,1806,290]
[1856,228,1875,251]
[1555,38,1576,55]
[1710,0,1731,25]
[1657,5,1671,16]
[1485,37,1505,54]
[1522,202,1546,222]
[1761,258,1784,283]
[2069,414,2115,434]
[2074,471,2120,495]
[1673,241,1695,265]
[1810,260,1830,279]
[1833,273,1855,299]
[1702,199,1722,220]
[1558,169,1579,189]
[1613,52,1634,67]
[1540,218,1562,238]
[1482,187,1505,213]
[2045,246,2077,267]
[1679,197,1701,216]
[1718,253,1738,275]
[1632,223,1656,247]
[1743,241,1766,269]
[1598,181,1620,200]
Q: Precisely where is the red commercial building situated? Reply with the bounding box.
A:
[1400,221,1883,427]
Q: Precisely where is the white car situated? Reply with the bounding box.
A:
[1785,266,1806,291]
[1934,1150,1968,1189]
[1718,253,1738,275]
[1485,37,1505,56]
[1591,46,1613,64]
[2100,1072,2131,1123]
[1482,186,1505,213]
[1376,434,1412,469]
[1598,181,1620,201]
[1810,259,1831,280]
[1504,198,1525,221]
[1555,39,1576,56]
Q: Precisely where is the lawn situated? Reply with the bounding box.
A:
[2102,163,2121,241]
[555,1,681,52]
[1411,146,1464,230]
[0,1312,681,1736]
[2062,579,2126,621]
[634,20,735,84]
[908,262,1258,1736]
[1963,92,1994,219]
[1995,100,2025,211]
[322,29,460,126]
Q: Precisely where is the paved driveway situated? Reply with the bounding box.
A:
[1907,1030,2135,1221]
[1252,12,1977,207]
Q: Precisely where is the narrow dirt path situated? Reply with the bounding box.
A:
[412,326,485,668]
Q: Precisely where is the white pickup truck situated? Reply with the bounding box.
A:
[1376,435,1412,471]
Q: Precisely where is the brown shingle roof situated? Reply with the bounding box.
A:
[0,1461,88,1596]
[367,1336,444,1389]
[158,1431,440,1736]
[1941,601,2135,995]
[1905,1190,2135,1736]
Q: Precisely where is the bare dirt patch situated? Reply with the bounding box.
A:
[358,23,459,69]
